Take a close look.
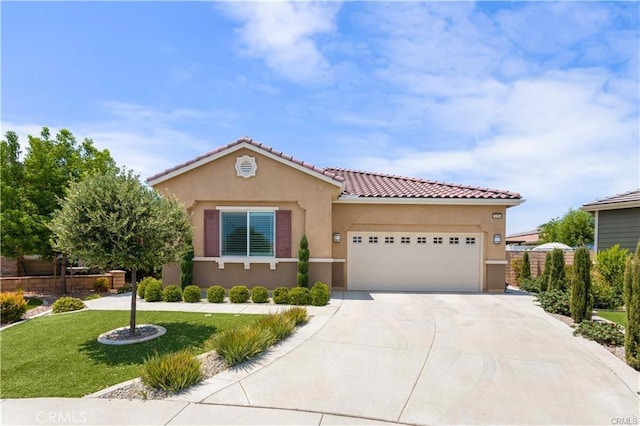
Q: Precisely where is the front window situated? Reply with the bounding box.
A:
[221,211,274,257]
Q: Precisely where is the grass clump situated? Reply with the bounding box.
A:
[251,286,269,303]
[212,325,274,366]
[162,285,183,302]
[207,286,226,303]
[229,286,250,303]
[1,292,27,323]
[273,287,289,304]
[182,285,202,303]
[288,287,310,305]
[141,350,203,393]
[144,280,163,302]
[310,281,330,306]
[52,297,86,314]
[282,306,309,326]
[573,320,624,346]
[256,313,295,342]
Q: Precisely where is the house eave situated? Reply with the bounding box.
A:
[334,196,524,207]
[581,201,640,212]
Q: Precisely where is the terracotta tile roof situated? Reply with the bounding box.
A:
[582,189,640,208]
[147,137,344,184]
[326,168,522,200]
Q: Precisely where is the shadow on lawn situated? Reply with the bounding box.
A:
[78,321,217,366]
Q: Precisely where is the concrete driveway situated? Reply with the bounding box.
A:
[203,291,639,425]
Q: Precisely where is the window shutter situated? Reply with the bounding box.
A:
[204,210,220,257]
[275,210,291,258]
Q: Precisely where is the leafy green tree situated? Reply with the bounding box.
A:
[1,128,115,261]
[539,209,594,247]
[520,251,531,282]
[571,247,592,323]
[50,169,192,336]
[547,248,567,292]
[297,235,309,287]
[624,243,640,370]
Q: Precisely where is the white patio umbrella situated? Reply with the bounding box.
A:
[532,242,574,251]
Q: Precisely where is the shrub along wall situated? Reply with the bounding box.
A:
[0,270,126,293]
[506,251,576,286]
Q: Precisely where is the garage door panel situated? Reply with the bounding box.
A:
[347,232,481,292]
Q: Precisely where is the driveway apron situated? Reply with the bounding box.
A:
[204,292,640,425]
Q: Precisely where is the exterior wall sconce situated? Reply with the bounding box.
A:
[332,233,341,243]
[493,234,502,244]
[492,212,502,219]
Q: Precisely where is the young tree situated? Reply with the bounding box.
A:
[297,235,309,288]
[624,243,640,370]
[570,247,592,323]
[180,237,194,290]
[520,251,531,282]
[547,248,567,292]
[50,169,191,336]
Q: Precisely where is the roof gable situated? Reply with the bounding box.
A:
[147,137,344,188]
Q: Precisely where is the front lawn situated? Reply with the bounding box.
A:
[0,310,259,398]
[595,310,626,327]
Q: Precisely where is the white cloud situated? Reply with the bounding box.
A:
[219,1,341,84]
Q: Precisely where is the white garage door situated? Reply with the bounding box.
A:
[347,232,482,292]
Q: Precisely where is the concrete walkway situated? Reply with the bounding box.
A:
[2,291,639,425]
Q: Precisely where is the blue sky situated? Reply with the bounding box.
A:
[2,1,638,234]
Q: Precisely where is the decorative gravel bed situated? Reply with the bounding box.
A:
[98,351,227,400]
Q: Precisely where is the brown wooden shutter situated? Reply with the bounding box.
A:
[204,210,220,257]
[275,210,291,258]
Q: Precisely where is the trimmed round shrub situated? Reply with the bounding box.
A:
[1,292,27,323]
[117,283,133,294]
[138,277,160,299]
[229,286,250,303]
[310,281,330,306]
[183,285,202,303]
[141,350,203,393]
[207,285,226,303]
[93,277,110,293]
[52,297,86,314]
[144,280,163,302]
[288,287,311,305]
[273,287,290,305]
[162,285,183,302]
[251,286,269,303]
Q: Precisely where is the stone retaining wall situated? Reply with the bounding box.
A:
[0,270,126,293]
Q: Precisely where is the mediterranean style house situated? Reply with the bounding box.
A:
[581,189,640,252]
[147,138,523,293]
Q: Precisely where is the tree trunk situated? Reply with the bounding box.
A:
[60,253,68,294]
[129,269,137,337]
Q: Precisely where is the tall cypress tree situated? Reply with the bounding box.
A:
[520,251,531,282]
[297,235,309,288]
[547,248,567,292]
[540,251,552,292]
[624,243,640,370]
[570,247,592,323]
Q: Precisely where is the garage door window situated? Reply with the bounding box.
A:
[449,237,459,245]
[369,236,379,244]
[417,237,427,244]
[466,237,476,245]
[433,237,443,244]
[385,237,394,244]
[352,236,362,243]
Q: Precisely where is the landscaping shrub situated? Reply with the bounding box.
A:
[138,277,160,299]
[144,280,163,302]
[257,313,295,342]
[297,235,309,287]
[570,247,592,323]
[162,285,183,302]
[511,258,523,285]
[547,249,567,292]
[536,290,570,316]
[282,306,309,326]
[273,287,290,304]
[182,285,202,303]
[93,277,110,293]
[310,281,330,306]
[117,283,133,294]
[573,320,624,346]
[207,286,226,303]
[591,272,618,309]
[0,292,27,323]
[84,294,102,301]
[597,244,629,307]
[229,286,250,303]
[624,243,640,370]
[288,287,311,305]
[141,350,203,393]
[519,277,541,293]
[212,325,274,366]
[251,286,269,303]
[51,297,86,314]
[520,251,531,282]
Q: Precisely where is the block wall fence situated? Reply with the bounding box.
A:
[0,270,126,293]
[505,251,576,286]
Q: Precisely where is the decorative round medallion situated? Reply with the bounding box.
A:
[235,155,257,178]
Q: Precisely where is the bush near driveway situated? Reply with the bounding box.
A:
[141,349,203,393]
[537,290,570,316]
[310,281,330,306]
[288,287,311,305]
[573,320,624,346]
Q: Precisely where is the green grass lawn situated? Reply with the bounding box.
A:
[25,297,43,310]
[595,310,626,327]
[0,310,259,398]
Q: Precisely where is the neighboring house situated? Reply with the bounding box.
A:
[581,189,640,252]
[506,229,540,248]
[147,138,523,293]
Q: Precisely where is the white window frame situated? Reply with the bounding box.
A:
[217,207,277,258]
